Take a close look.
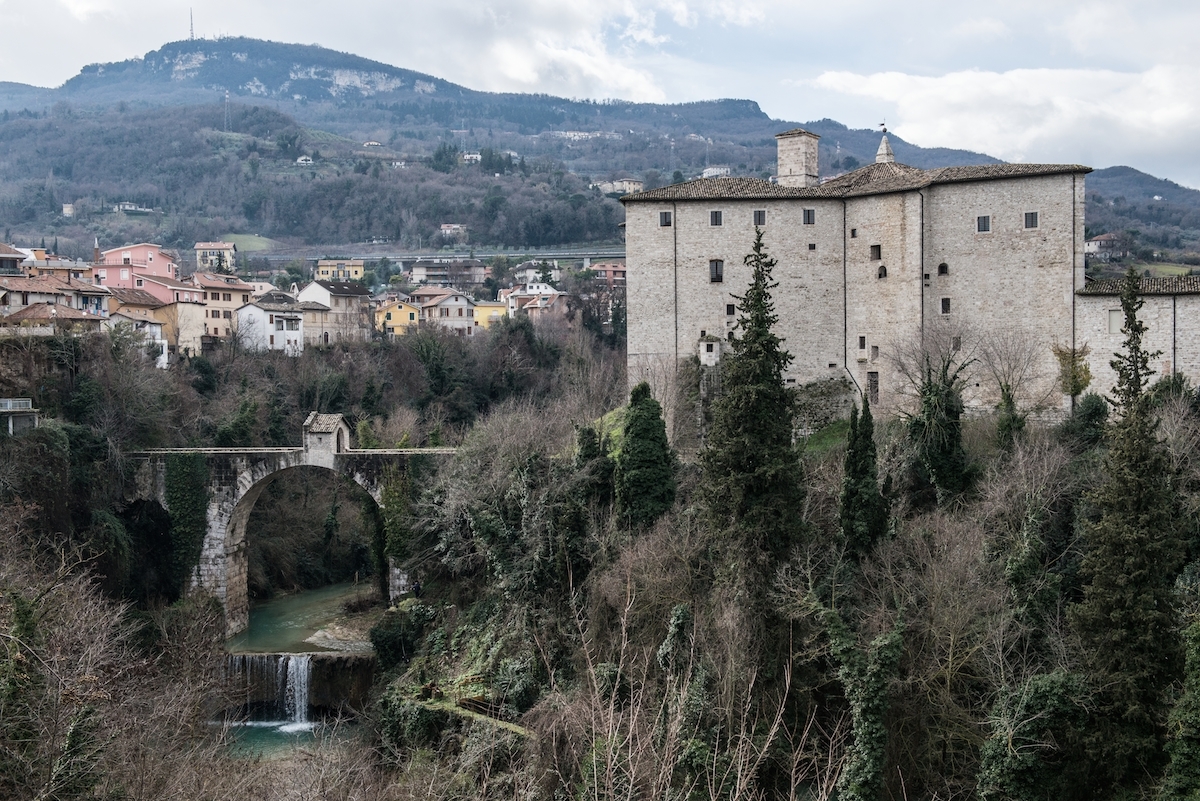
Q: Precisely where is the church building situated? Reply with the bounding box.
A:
[621,128,1091,418]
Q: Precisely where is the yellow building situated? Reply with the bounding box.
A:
[316,258,364,281]
[473,301,508,329]
[376,300,420,336]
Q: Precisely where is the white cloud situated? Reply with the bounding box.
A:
[811,65,1200,186]
[949,17,1009,41]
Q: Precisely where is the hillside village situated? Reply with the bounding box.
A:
[0,239,620,361]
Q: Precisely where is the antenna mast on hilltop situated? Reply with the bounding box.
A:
[190,9,195,40]
[224,90,230,132]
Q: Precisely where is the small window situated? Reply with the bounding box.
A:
[242,294,249,303]
[409,312,415,321]
[977,215,991,233]
[1025,212,1039,229]
[710,210,723,226]
[870,345,879,361]
[700,330,707,338]
[135,278,144,287]
[705,343,714,353]
[660,211,672,227]
[878,265,888,279]
[952,336,961,352]
[867,372,880,405]
[709,259,724,283]
[726,303,736,315]
[223,310,232,319]
[753,210,766,226]
[1108,309,1123,334]
[803,209,816,225]
[223,292,232,302]
[870,244,882,260]
[941,298,951,314]
[808,243,816,251]
[850,228,858,238]
[202,291,209,300]
[858,336,866,350]
[938,263,949,276]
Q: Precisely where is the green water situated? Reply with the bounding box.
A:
[227,582,371,654]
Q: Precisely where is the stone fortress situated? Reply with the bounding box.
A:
[622,128,1200,421]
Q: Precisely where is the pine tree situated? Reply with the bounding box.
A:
[839,397,888,560]
[702,229,805,558]
[614,382,675,528]
[1068,267,1185,789]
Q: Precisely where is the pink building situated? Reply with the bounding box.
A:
[138,274,206,307]
[93,244,180,288]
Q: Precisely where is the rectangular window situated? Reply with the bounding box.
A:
[808,243,816,251]
[223,310,231,319]
[270,335,275,345]
[286,319,299,330]
[977,215,991,233]
[726,303,736,316]
[121,269,129,280]
[202,291,209,300]
[710,210,722,226]
[223,292,232,302]
[941,298,951,314]
[803,209,816,225]
[386,311,392,320]
[870,345,879,361]
[275,319,284,331]
[858,336,866,350]
[659,211,672,227]
[706,343,714,353]
[870,244,882,260]
[1025,211,1039,229]
[850,228,857,238]
[753,210,766,226]
[409,312,415,321]
[1109,309,1123,334]
[867,372,879,405]
[709,259,724,283]
[135,278,143,287]
[242,294,249,303]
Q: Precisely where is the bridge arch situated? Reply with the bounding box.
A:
[133,413,454,636]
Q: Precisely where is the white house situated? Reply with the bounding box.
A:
[296,280,372,345]
[236,292,304,355]
[420,292,477,336]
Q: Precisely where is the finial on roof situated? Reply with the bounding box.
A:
[876,134,895,164]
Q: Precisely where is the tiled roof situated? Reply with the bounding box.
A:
[622,161,1092,203]
[4,304,99,322]
[304,412,345,433]
[1078,276,1200,296]
[191,272,253,290]
[0,244,24,257]
[140,274,196,290]
[314,280,371,296]
[0,275,67,293]
[194,242,236,249]
[775,127,817,138]
[108,287,165,307]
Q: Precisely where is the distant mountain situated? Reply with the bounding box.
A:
[1085,167,1200,249]
[0,37,996,177]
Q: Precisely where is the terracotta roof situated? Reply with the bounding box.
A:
[775,127,818,138]
[298,301,329,311]
[1078,276,1200,296]
[1088,233,1120,242]
[0,275,66,293]
[190,272,253,290]
[108,287,165,307]
[622,161,1093,203]
[0,244,24,257]
[4,304,99,322]
[140,274,197,290]
[304,412,345,433]
[194,242,236,249]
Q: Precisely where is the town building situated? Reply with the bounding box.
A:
[473,301,508,330]
[511,260,561,284]
[187,272,255,339]
[104,313,169,368]
[588,262,628,286]
[315,259,364,282]
[420,292,477,336]
[1084,232,1127,260]
[194,242,238,273]
[502,282,567,319]
[375,299,420,337]
[0,398,38,435]
[0,275,110,320]
[150,301,208,358]
[409,259,487,287]
[622,128,1091,418]
[296,280,372,345]
[236,292,305,355]
[95,243,180,287]
[0,244,23,275]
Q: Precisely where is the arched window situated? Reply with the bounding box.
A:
[938,263,949,275]
[877,265,888,279]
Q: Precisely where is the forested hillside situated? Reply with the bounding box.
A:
[4,253,1200,798]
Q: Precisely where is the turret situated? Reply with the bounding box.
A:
[775,128,820,188]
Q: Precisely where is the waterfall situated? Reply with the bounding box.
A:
[228,653,312,724]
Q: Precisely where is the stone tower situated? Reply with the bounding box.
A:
[775,128,820,188]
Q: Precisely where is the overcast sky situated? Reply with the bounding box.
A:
[7,0,1200,187]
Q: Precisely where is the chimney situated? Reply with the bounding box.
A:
[775,128,820,188]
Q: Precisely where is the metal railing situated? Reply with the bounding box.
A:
[0,398,33,410]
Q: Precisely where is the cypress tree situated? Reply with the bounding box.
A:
[702,229,805,558]
[614,382,675,528]
[839,397,888,559]
[1068,267,1185,789]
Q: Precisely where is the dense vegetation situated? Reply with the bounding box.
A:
[6,249,1200,799]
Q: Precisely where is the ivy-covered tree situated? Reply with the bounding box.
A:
[907,346,973,505]
[839,397,888,560]
[1068,267,1186,790]
[614,382,675,528]
[702,229,806,558]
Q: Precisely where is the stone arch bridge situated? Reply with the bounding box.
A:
[132,413,454,636]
